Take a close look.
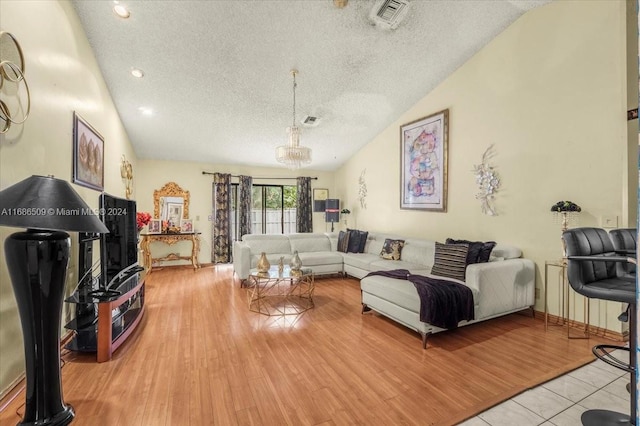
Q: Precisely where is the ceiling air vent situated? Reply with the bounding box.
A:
[301,115,319,127]
[369,0,410,30]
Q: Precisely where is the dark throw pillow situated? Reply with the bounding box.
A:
[356,231,368,253]
[380,238,405,260]
[431,242,469,282]
[446,238,483,265]
[477,241,497,263]
[346,230,362,253]
[337,230,350,253]
[346,229,369,253]
[446,238,497,264]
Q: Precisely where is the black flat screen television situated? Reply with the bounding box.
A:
[99,193,139,292]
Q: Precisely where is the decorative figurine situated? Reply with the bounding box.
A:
[257,252,270,274]
[290,251,302,271]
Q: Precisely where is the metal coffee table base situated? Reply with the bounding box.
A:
[247,267,314,316]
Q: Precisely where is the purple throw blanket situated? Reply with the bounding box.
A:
[364,269,474,329]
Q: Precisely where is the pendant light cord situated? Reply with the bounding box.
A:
[291,69,297,127]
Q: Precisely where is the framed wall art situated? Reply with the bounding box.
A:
[72,112,104,191]
[313,188,329,212]
[400,109,449,211]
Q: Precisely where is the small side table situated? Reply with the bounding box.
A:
[544,260,589,339]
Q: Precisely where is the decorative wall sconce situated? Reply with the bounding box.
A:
[358,168,367,209]
[473,145,501,216]
[0,31,30,134]
[120,155,133,199]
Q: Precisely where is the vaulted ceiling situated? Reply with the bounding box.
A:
[72,0,551,171]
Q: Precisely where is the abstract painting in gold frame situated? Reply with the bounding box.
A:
[400,109,448,211]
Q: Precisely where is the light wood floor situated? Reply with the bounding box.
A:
[1,265,608,426]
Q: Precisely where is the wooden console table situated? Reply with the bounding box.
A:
[140,232,201,273]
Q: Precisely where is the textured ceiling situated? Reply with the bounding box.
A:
[72,0,550,171]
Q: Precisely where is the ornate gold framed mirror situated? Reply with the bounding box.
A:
[153,182,190,221]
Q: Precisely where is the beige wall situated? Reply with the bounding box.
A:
[0,1,138,395]
[135,160,336,265]
[335,0,636,334]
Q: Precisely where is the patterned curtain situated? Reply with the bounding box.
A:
[296,176,312,233]
[238,175,252,239]
[212,173,231,263]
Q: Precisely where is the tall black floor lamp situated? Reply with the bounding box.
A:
[325,198,340,232]
[0,175,108,426]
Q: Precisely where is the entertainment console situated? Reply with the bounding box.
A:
[65,193,146,362]
[65,271,145,362]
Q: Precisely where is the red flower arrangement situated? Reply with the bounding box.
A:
[136,212,152,231]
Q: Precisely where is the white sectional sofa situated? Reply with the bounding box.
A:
[233,232,433,280]
[232,233,344,282]
[233,232,535,347]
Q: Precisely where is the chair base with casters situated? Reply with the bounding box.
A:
[562,228,637,426]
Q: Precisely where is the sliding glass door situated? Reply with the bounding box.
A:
[230,184,297,240]
[252,185,297,234]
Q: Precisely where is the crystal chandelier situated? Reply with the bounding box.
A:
[276,69,311,169]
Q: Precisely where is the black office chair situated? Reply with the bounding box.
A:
[562,227,636,426]
[610,228,637,278]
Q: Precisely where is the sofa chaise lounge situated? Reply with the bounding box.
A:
[233,232,535,347]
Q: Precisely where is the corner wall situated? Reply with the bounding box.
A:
[0,1,137,396]
[334,0,636,333]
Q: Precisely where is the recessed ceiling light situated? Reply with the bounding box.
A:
[138,107,153,116]
[131,68,144,78]
[113,4,130,19]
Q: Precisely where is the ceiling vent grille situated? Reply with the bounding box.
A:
[370,0,410,30]
[302,115,319,127]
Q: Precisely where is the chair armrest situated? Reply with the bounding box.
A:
[567,255,631,263]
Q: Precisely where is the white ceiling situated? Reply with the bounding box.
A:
[72,0,550,171]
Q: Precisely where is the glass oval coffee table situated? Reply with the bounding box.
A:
[247,266,314,316]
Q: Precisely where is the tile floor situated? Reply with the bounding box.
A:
[459,349,633,426]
